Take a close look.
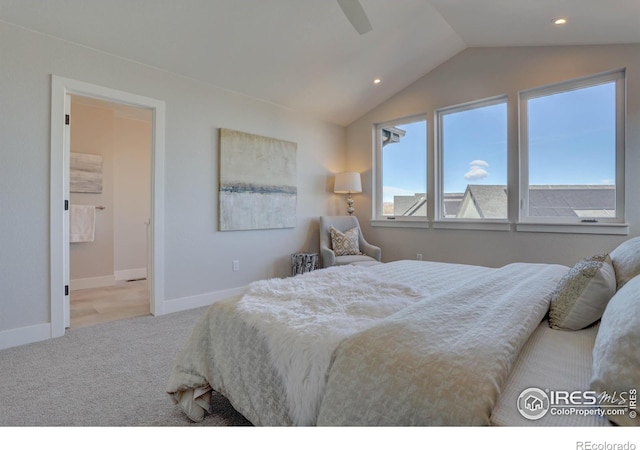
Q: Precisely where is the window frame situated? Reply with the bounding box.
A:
[518,69,627,233]
[372,114,428,225]
[434,94,510,230]
[370,70,628,235]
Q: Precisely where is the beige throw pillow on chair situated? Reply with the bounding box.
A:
[330,226,360,256]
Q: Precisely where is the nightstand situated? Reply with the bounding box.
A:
[291,252,319,276]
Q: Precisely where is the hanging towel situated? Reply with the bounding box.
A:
[70,205,96,243]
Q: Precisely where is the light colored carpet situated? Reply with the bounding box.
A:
[0,306,251,426]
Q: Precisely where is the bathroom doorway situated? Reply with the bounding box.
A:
[68,95,153,328]
[50,75,167,338]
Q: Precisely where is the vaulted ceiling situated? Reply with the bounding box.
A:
[1,0,638,126]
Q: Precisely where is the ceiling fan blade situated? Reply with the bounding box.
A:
[337,0,373,35]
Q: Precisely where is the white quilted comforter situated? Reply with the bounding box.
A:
[167,260,568,426]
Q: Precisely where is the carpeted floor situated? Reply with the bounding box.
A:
[0,306,251,426]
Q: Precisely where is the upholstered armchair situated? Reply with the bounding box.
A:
[319,215,382,268]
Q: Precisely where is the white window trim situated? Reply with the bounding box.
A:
[434,95,509,225]
[372,114,428,222]
[370,70,628,235]
[518,69,626,232]
[516,222,629,236]
[433,219,510,232]
[371,217,430,229]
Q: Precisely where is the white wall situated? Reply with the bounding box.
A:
[347,45,640,268]
[0,21,346,346]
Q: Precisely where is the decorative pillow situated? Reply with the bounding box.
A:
[330,226,360,256]
[590,274,640,426]
[548,254,616,331]
[609,236,640,290]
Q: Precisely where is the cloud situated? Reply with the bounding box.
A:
[464,160,490,180]
[464,167,489,180]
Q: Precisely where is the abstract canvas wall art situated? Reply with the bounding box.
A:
[219,128,297,231]
[70,152,103,193]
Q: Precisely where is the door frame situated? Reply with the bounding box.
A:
[50,75,166,337]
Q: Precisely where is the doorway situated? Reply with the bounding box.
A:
[50,76,166,338]
[68,95,152,328]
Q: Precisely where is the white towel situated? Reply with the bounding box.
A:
[70,205,96,243]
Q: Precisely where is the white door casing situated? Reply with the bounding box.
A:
[50,75,166,337]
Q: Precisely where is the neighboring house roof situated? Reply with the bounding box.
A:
[460,185,508,219]
[391,185,615,219]
[529,185,615,217]
[381,126,407,147]
[443,193,464,218]
[394,194,426,216]
[392,192,463,217]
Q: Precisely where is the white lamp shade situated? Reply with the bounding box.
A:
[334,172,362,194]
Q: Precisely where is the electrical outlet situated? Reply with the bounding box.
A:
[232,260,240,271]
[416,254,422,261]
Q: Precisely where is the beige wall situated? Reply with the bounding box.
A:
[69,100,116,281]
[113,113,152,277]
[69,99,152,284]
[347,44,640,268]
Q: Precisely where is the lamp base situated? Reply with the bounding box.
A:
[347,195,355,216]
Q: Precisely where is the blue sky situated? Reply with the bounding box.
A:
[382,120,427,201]
[442,102,507,193]
[382,81,616,202]
[528,82,615,186]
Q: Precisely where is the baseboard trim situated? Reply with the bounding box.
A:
[70,268,147,290]
[115,268,147,281]
[159,286,247,315]
[70,275,115,291]
[0,286,247,351]
[0,323,52,351]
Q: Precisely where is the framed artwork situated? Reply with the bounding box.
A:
[219,128,297,231]
[70,152,103,193]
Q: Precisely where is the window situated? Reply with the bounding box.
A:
[519,70,625,226]
[374,116,427,220]
[435,96,508,221]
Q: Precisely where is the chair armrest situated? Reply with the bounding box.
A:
[320,246,336,267]
[361,241,382,261]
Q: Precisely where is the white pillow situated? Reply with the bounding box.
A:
[548,254,616,331]
[330,226,360,256]
[590,274,640,426]
[610,236,640,290]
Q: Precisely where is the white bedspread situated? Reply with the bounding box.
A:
[316,261,568,425]
[491,321,607,426]
[167,260,568,426]
[236,265,424,425]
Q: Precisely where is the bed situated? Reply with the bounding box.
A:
[167,238,640,427]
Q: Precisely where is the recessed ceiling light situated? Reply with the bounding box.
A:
[373,78,382,85]
[553,18,567,25]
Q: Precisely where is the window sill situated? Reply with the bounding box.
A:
[516,222,629,235]
[370,218,629,235]
[432,220,511,232]
[370,219,510,231]
[370,218,429,229]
